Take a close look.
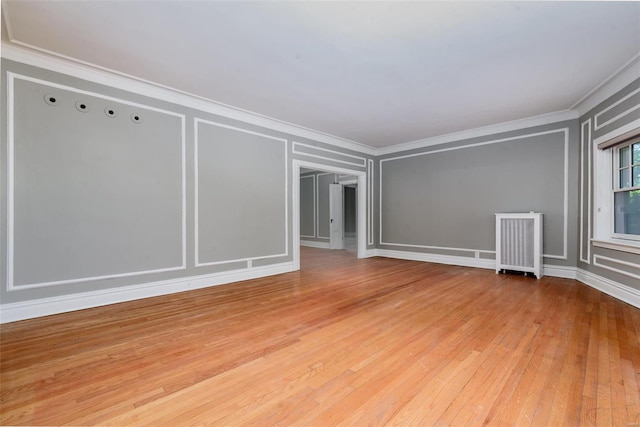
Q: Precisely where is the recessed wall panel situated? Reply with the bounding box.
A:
[381,131,566,256]
[10,77,185,288]
[196,120,286,265]
[300,175,315,238]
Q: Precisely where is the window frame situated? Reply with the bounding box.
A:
[592,121,640,253]
[612,140,640,241]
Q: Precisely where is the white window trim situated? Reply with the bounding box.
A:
[592,119,640,254]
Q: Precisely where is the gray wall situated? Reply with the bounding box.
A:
[344,186,356,234]
[0,58,375,307]
[578,78,640,291]
[377,121,580,267]
[299,171,336,243]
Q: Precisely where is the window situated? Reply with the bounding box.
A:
[613,140,640,239]
[593,123,640,253]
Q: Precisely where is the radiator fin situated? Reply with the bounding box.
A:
[500,218,534,268]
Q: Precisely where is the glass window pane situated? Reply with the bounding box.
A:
[614,190,640,235]
[634,166,640,187]
[620,168,631,188]
[633,143,640,165]
[620,146,630,167]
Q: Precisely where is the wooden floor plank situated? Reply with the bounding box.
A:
[1,247,639,426]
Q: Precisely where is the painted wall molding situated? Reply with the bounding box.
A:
[292,141,367,168]
[193,117,289,268]
[379,127,570,261]
[376,110,578,156]
[300,175,316,239]
[593,254,640,281]
[0,262,295,324]
[579,118,592,264]
[5,72,188,291]
[572,52,640,116]
[367,159,374,246]
[593,86,640,131]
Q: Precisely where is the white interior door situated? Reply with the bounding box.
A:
[329,183,344,249]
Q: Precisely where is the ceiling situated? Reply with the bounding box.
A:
[2,1,639,148]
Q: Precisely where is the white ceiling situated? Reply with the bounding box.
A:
[2,1,639,148]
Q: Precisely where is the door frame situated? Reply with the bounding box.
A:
[293,160,367,270]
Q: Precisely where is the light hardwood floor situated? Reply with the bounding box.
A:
[1,247,639,426]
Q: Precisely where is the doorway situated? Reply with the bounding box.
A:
[293,160,367,271]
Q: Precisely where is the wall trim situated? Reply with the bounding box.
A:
[593,254,640,280]
[193,117,288,268]
[300,174,316,239]
[579,118,592,264]
[375,249,496,270]
[376,110,577,156]
[572,52,640,116]
[300,240,331,249]
[292,141,367,168]
[6,72,188,291]
[594,86,640,131]
[374,248,578,279]
[379,127,569,260]
[576,268,640,309]
[0,262,294,324]
[0,42,377,156]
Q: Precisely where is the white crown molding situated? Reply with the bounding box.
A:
[571,51,640,116]
[376,109,578,156]
[0,262,294,324]
[0,41,377,156]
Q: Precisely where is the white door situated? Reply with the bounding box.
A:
[329,184,344,249]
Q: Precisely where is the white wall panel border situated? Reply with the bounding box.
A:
[593,255,640,281]
[368,159,374,246]
[594,86,640,131]
[300,174,316,239]
[5,72,187,291]
[379,128,569,260]
[293,141,367,167]
[193,118,288,268]
[580,118,592,264]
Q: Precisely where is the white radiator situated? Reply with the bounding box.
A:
[495,213,543,279]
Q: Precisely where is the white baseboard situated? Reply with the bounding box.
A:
[0,262,294,324]
[375,249,495,270]
[300,240,331,249]
[374,249,578,278]
[576,268,640,309]
[362,249,377,258]
[543,264,577,279]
